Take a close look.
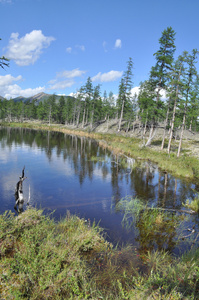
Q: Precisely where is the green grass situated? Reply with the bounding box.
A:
[184,195,199,213]
[1,121,199,180]
[1,208,199,299]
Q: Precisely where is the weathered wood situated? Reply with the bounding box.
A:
[14,166,26,213]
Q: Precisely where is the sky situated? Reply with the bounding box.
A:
[0,0,199,99]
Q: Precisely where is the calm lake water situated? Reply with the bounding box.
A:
[0,126,199,254]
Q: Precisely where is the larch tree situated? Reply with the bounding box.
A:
[117,57,133,131]
[147,27,176,146]
[82,77,93,128]
[90,84,101,129]
[187,75,199,131]
[167,53,186,154]
[138,80,156,138]
[177,49,198,157]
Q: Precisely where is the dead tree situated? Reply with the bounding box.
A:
[14,166,27,213]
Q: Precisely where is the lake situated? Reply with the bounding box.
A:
[0,126,199,255]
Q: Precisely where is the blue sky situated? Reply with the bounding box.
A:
[0,0,199,99]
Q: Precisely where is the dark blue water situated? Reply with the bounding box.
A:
[0,126,198,254]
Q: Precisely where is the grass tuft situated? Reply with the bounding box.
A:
[184,195,199,213]
[1,208,199,299]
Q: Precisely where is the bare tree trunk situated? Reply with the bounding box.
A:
[85,109,88,125]
[168,97,177,153]
[118,96,125,131]
[76,108,80,127]
[82,103,86,128]
[161,98,171,150]
[189,118,193,131]
[168,64,182,154]
[143,111,148,136]
[107,115,109,130]
[91,110,94,129]
[145,124,156,147]
[73,102,77,126]
[48,105,51,126]
[177,104,187,157]
[126,122,130,132]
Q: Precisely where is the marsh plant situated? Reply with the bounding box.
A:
[116,196,186,253]
[1,208,199,299]
[184,194,199,213]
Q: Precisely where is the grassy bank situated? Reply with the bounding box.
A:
[1,208,199,299]
[1,122,199,298]
[1,121,199,181]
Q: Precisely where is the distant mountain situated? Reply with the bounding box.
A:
[10,92,75,104]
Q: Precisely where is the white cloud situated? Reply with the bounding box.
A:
[0,74,45,99]
[6,30,55,66]
[129,86,168,101]
[92,70,123,82]
[4,85,45,99]
[0,74,22,87]
[49,80,75,90]
[131,86,140,98]
[48,68,86,91]
[66,47,72,53]
[57,68,86,79]
[159,88,168,101]
[114,39,122,49]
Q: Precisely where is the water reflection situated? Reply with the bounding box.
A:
[0,126,198,254]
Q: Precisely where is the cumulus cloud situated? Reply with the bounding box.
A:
[0,74,45,99]
[0,74,22,87]
[4,85,45,99]
[129,86,168,101]
[48,68,86,91]
[130,86,140,98]
[6,30,55,66]
[92,70,123,82]
[159,88,168,101]
[114,39,122,49]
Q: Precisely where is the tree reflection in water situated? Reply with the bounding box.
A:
[0,126,198,252]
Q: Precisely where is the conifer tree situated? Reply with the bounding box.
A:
[177,49,198,157]
[146,27,176,145]
[82,77,93,127]
[138,80,156,137]
[117,57,133,131]
[167,54,186,153]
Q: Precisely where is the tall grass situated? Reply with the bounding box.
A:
[1,208,199,299]
[184,194,199,213]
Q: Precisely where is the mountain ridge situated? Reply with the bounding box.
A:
[0,92,75,103]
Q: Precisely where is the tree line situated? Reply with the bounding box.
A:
[1,27,199,156]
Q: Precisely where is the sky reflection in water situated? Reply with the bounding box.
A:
[0,126,198,254]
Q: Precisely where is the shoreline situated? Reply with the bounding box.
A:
[1,120,199,181]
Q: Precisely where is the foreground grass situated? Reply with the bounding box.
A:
[1,208,199,299]
[2,121,199,181]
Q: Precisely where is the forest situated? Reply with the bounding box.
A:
[1,27,199,157]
